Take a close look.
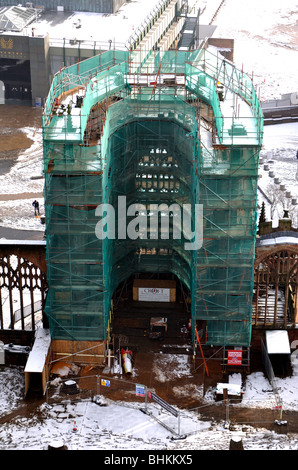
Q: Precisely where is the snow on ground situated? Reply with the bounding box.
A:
[214,0,298,101]
[260,122,298,200]
[212,0,298,223]
[258,122,298,226]
[1,360,298,450]
[19,0,167,49]
[0,125,44,232]
[153,354,193,383]
[0,126,43,195]
[0,198,44,232]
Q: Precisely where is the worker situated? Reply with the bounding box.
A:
[32,200,40,217]
[180,324,188,340]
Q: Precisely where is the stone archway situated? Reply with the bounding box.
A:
[253,247,298,326]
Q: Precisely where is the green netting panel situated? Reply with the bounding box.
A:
[43,139,106,340]
[99,94,198,316]
[44,204,105,341]
[193,142,259,346]
[204,320,252,347]
[43,50,129,124]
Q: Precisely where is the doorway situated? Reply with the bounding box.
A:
[111,273,191,351]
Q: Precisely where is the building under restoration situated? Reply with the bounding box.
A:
[42,46,263,360]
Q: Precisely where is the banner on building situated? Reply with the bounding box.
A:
[138,287,170,302]
[227,350,243,366]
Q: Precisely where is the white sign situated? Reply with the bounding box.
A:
[136,384,145,397]
[101,379,110,387]
[138,287,170,302]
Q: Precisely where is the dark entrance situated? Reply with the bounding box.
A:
[111,273,191,352]
[0,59,32,101]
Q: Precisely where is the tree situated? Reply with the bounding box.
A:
[259,201,266,224]
[266,183,287,220]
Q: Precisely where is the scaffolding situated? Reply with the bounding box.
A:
[42,48,263,346]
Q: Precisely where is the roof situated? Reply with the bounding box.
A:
[0,239,46,246]
[24,328,51,373]
[0,0,165,48]
[266,330,291,355]
[256,231,298,247]
[0,6,37,32]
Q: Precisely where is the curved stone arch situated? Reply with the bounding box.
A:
[255,243,298,266]
[0,253,48,331]
[253,247,298,327]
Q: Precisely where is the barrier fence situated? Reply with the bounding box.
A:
[46,373,186,437]
[45,370,284,438]
[261,339,283,418]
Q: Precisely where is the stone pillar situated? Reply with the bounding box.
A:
[229,436,244,450]
[29,34,51,107]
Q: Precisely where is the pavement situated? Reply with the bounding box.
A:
[0,226,44,241]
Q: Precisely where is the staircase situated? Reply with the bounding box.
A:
[178,16,197,50]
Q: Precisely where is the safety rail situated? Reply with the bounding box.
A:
[187,48,263,146]
[43,49,263,147]
[49,37,127,51]
[43,50,129,129]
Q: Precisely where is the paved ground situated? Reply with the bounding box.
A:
[0,226,44,240]
[0,104,44,240]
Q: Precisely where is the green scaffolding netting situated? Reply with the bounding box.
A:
[43,49,263,345]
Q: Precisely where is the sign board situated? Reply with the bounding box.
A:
[148,391,178,417]
[138,287,170,302]
[227,350,242,366]
[101,379,110,387]
[136,384,145,397]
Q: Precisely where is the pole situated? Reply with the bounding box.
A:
[145,386,148,413]
[97,375,100,396]
[223,388,229,429]
[194,325,209,376]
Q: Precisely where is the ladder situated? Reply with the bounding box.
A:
[195,324,209,376]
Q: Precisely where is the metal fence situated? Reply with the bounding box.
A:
[46,373,208,438]
[45,367,284,437]
[261,339,283,417]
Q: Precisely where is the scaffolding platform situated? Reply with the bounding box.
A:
[42,48,263,347]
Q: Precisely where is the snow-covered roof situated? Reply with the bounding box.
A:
[266,330,291,355]
[24,329,51,373]
[0,239,46,246]
[256,234,298,247]
[0,0,166,48]
[0,6,37,32]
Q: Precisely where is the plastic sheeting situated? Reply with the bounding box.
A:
[43,49,263,344]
